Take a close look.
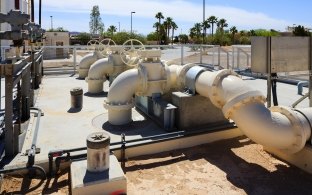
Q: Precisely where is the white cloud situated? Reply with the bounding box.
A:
[37,0,296,32]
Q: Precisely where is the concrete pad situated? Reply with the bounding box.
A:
[71,155,126,195]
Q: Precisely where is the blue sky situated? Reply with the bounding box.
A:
[34,0,312,35]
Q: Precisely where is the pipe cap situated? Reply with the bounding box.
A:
[86,132,110,149]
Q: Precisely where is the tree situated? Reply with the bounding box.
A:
[89,5,104,35]
[171,22,178,45]
[229,26,238,44]
[217,18,228,33]
[202,19,211,38]
[179,34,188,44]
[194,23,202,39]
[293,25,311,36]
[107,25,117,36]
[165,17,173,41]
[77,32,91,45]
[155,12,164,44]
[207,16,218,36]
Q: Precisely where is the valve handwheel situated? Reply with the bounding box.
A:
[120,39,145,67]
[87,40,100,51]
[99,38,117,55]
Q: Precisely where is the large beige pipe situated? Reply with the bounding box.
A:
[104,69,140,125]
[195,69,311,153]
[78,51,103,78]
[86,58,113,93]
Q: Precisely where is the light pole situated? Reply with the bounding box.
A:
[131,11,135,34]
[50,16,53,30]
[203,0,205,43]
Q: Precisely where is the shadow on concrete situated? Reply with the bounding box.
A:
[67,107,82,113]
[84,91,107,98]
[123,136,312,194]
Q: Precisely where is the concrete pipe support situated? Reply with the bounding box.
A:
[194,69,311,153]
[78,51,104,79]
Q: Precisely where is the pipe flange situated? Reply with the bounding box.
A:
[103,100,134,111]
[210,69,239,108]
[85,77,105,83]
[222,90,266,119]
[177,63,197,89]
[270,106,306,154]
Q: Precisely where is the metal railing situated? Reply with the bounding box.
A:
[1,44,252,75]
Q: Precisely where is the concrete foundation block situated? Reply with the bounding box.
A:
[71,155,126,195]
[171,92,228,130]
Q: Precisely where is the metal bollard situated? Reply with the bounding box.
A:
[70,87,83,109]
[87,132,110,172]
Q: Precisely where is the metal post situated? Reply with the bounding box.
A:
[131,12,135,34]
[5,71,14,156]
[309,36,312,107]
[227,52,229,69]
[218,46,221,67]
[181,44,184,65]
[73,47,77,74]
[237,48,240,69]
[200,45,203,64]
[212,46,215,66]
[267,37,272,108]
[232,46,235,68]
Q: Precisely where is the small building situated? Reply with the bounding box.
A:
[44,31,70,59]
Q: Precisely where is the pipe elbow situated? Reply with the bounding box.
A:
[79,52,98,69]
[104,69,140,125]
[87,58,113,80]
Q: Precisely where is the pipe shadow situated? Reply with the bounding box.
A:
[123,136,312,194]
[84,91,107,98]
[102,119,162,137]
[67,107,82,113]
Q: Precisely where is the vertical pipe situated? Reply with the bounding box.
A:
[31,0,34,22]
[267,37,272,108]
[212,46,215,66]
[73,47,77,74]
[39,0,42,27]
[15,0,20,10]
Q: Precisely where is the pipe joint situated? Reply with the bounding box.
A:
[270,106,308,153]
[210,69,239,108]
[176,63,197,89]
[223,90,266,119]
[104,100,134,111]
[185,66,207,95]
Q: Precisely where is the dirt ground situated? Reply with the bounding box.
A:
[124,136,312,195]
[1,136,312,194]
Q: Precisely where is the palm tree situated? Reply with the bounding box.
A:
[229,26,238,44]
[153,22,160,34]
[207,16,218,36]
[202,19,211,38]
[107,25,117,36]
[194,23,202,39]
[165,17,173,42]
[217,18,228,33]
[155,12,164,44]
[171,22,178,45]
